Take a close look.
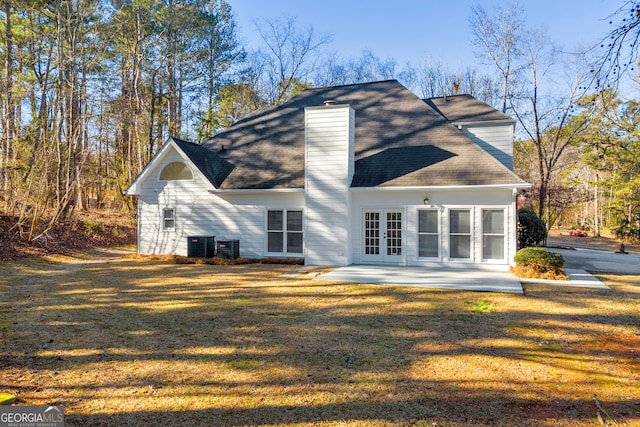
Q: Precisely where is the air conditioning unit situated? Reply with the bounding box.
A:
[216,240,239,259]
[187,236,215,258]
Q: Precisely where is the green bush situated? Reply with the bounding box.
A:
[513,247,564,273]
[517,210,547,248]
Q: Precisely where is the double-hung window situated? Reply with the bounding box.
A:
[449,209,471,259]
[418,209,439,257]
[482,209,505,260]
[267,210,303,255]
[163,208,175,231]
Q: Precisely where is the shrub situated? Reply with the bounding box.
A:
[517,210,547,248]
[513,247,564,274]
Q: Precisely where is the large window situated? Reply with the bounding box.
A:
[163,208,175,230]
[418,209,439,257]
[267,210,303,255]
[449,209,471,259]
[482,209,505,260]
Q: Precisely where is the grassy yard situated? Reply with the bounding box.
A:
[0,251,638,426]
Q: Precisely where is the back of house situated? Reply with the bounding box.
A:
[125,80,529,268]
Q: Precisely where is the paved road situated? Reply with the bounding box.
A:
[548,247,640,275]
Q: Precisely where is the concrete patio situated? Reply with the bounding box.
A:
[314,265,610,294]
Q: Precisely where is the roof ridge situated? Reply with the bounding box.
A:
[301,79,399,93]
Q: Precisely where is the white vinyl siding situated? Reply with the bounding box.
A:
[459,123,514,169]
[304,105,354,265]
[135,145,306,257]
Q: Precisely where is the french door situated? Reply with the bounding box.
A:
[362,209,403,263]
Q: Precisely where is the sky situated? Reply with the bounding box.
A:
[229,0,631,92]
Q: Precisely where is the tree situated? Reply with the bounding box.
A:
[593,1,640,86]
[252,17,331,105]
[503,25,596,229]
[469,3,524,113]
[195,82,264,138]
[0,0,244,244]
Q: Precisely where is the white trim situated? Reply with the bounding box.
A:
[162,207,176,231]
[350,183,530,192]
[361,208,406,265]
[265,208,305,258]
[480,207,508,262]
[451,119,516,126]
[209,188,304,194]
[416,207,442,260]
[447,207,474,262]
[158,161,195,182]
[124,138,216,195]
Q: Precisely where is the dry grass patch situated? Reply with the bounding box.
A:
[0,255,639,426]
[510,265,569,280]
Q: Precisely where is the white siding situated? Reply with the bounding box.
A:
[461,123,514,169]
[304,105,355,265]
[136,146,305,257]
[350,188,518,268]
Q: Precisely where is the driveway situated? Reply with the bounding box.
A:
[547,247,640,275]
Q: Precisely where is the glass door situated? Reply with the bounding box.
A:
[362,209,403,263]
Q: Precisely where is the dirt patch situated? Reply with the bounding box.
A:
[0,211,136,261]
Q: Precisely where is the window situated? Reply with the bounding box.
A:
[449,209,471,259]
[267,210,303,255]
[418,209,439,257]
[160,162,193,180]
[482,209,505,260]
[163,208,175,230]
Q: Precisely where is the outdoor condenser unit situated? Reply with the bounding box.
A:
[187,236,215,258]
[216,240,239,259]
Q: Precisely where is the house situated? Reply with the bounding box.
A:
[125,80,529,268]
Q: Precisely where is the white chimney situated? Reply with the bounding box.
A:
[304,103,355,266]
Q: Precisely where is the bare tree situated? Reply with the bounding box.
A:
[469,3,525,112]
[593,1,640,86]
[511,29,595,227]
[253,16,331,104]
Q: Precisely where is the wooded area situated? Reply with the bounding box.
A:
[0,0,639,247]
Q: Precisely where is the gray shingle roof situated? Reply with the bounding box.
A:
[425,94,514,123]
[194,80,526,189]
[172,137,234,188]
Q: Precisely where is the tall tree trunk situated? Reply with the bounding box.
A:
[2,0,15,205]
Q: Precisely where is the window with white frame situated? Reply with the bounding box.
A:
[163,208,175,230]
[449,209,471,259]
[160,162,193,180]
[267,210,303,255]
[482,209,505,260]
[418,209,439,257]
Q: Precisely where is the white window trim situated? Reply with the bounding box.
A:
[441,205,510,264]
[266,208,304,257]
[481,207,508,262]
[158,161,195,182]
[444,206,475,263]
[417,208,441,259]
[162,207,176,231]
